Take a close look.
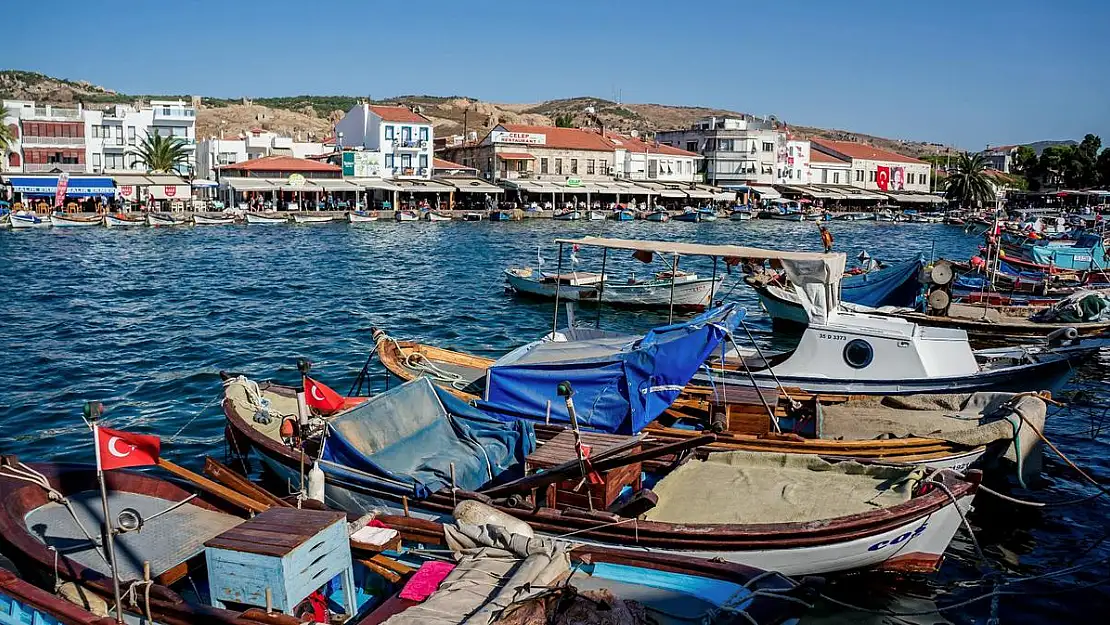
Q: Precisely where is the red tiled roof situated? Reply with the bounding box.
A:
[219,155,340,172]
[434,157,475,170]
[811,139,923,164]
[369,105,431,123]
[809,150,850,164]
[494,124,698,156]
[617,136,699,157]
[497,152,536,160]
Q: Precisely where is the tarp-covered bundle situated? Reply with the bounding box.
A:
[1031,289,1110,323]
[1027,234,1106,271]
[481,304,744,434]
[841,257,925,308]
[321,378,536,499]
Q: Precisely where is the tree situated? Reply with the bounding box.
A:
[943,152,996,208]
[1097,148,1110,187]
[1011,145,1037,176]
[0,107,14,172]
[131,134,189,173]
[554,113,575,128]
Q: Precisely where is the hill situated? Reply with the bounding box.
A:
[2,69,955,157]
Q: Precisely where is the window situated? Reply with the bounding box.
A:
[91,126,100,138]
[599,159,607,174]
[162,106,171,116]
[419,127,428,141]
[907,173,916,184]
[92,154,102,168]
[586,159,595,175]
[384,125,394,140]
[385,154,394,168]
[762,142,774,152]
[402,126,412,141]
[686,141,697,152]
[570,159,578,175]
[869,170,876,182]
[855,170,863,182]
[555,158,562,175]
[115,126,123,145]
[127,127,136,145]
[419,154,428,170]
[833,172,840,184]
[106,153,125,169]
[685,161,691,174]
[401,153,412,169]
[540,158,549,174]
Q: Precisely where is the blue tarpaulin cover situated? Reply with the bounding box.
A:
[842,257,925,308]
[479,303,744,434]
[321,378,535,500]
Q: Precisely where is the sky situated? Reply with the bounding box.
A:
[5,0,1109,150]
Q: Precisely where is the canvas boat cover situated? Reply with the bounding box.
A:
[841,257,925,308]
[645,451,923,525]
[321,378,535,499]
[480,304,744,434]
[1031,289,1110,323]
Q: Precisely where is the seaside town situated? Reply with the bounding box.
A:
[1,2,1110,622]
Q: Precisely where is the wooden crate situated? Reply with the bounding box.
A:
[526,430,641,510]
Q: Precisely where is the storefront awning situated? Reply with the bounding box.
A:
[310,179,361,192]
[685,189,714,199]
[148,184,190,200]
[395,179,455,192]
[112,174,155,186]
[497,152,535,160]
[5,176,116,197]
[350,178,402,192]
[749,185,781,199]
[441,177,504,193]
[225,178,277,191]
[659,189,687,198]
[713,191,736,201]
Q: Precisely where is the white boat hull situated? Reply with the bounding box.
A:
[245,212,289,225]
[192,214,236,225]
[104,215,146,228]
[146,214,187,227]
[730,211,753,221]
[586,211,605,221]
[425,212,452,222]
[292,213,337,224]
[553,211,582,221]
[50,215,102,228]
[395,211,419,222]
[9,213,50,229]
[347,212,380,223]
[505,269,723,309]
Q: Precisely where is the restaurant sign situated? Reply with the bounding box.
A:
[490,130,546,145]
[342,151,382,177]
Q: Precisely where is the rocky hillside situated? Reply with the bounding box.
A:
[2,69,953,156]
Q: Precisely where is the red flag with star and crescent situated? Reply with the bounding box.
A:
[876,166,891,191]
[304,376,346,413]
[96,427,161,471]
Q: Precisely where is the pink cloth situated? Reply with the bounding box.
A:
[398,561,456,601]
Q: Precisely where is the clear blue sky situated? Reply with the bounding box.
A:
[5,0,1108,150]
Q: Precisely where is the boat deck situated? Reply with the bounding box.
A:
[25,490,241,581]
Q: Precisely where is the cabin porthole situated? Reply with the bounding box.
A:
[843,339,874,369]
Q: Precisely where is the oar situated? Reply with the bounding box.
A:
[203,457,291,508]
[156,458,269,514]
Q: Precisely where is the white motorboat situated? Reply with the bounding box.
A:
[245,212,289,225]
[395,210,419,222]
[291,213,338,224]
[462,212,483,221]
[104,213,146,228]
[504,267,723,310]
[645,210,670,222]
[424,211,452,222]
[9,211,50,229]
[553,210,581,221]
[347,211,380,223]
[50,214,102,228]
[729,209,753,221]
[192,214,237,225]
[586,210,606,221]
[146,213,188,227]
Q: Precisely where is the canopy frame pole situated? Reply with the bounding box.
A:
[595,247,608,328]
[552,243,564,338]
[667,253,678,324]
[709,256,719,307]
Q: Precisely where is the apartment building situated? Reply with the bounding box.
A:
[655,116,786,187]
[196,129,327,180]
[333,104,434,179]
[811,139,931,192]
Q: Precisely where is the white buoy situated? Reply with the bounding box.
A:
[453,500,534,538]
[296,391,309,427]
[307,461,325,503]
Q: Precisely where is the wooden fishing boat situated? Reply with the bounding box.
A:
[462,212,483,221]
[586,210,606,221]
[8,212,51,229]
[50,214,103,228]
[424,211,452,222]
[673,208,703,223]
[368,329,1040,474]
[763,211,804,222]
[503,267,723,310]
[645,209,670,222]
[488,210,513,221]
[292,212,338,224]
[192,213,237,225]
[223,375,981,576]
[146,213,188,227]
[347,210,380,223]
[103,214,146,228]
[394,210,419,222]
[730,209,753,221]
[245,212,289,225]
[552,209,581,221]
[879,303,1110,346]
[610,209,635,221]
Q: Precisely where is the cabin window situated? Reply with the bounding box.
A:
[843,339,874,369]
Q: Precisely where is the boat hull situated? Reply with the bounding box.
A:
[586,211,605,221]
[347,211,379,223]
[291,213,337,224]
[146,214,187,227]
[505,270,722,310]
[104,215,146,228]
[245,212,288,225]
[193,214,237,225]
[8,214,50,229]
[489,211,512,222]
[395,211,419,222]
[673,212,702,223]
[646,211,670,222]
[553,211,582,221]
[611,211,635,221]
[49,214,102,228]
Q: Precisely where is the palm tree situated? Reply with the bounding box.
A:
[0,106,14,172]
[943,152,996,208]
[131,134,190,173]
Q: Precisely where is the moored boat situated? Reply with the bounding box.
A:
[192,213,237,225]
[8,212,50,229]
[291,212,338,224]
[146,212,188,227]
[424,211,452,222]
[488,209,513,221]
[347,210,380,223]
[673,208,703,222]
[646,209,670,222]
[730,208,753,221]
[50,213,103,228]
[462,211,483,221]
[611,209,635,221]
[586,210,606,221]
[245,211,289,225]
[504,266,723,310]
[103,213,146,228]
[395,210,419,222]
[552,209,581,221]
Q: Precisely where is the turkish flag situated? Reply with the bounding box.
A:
[876,166,890,191]
[96,427,161,471]
[304,376,345,413]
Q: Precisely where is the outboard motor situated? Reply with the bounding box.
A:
[1046,326,1079,347]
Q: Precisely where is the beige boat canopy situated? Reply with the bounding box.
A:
[554,236,846,324]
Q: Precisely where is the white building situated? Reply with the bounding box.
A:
[811,139,931,192]
[780,139,811,184]
[333,104,434,179]
[2,98,197,175]
[808,150,852,186]
[195,129,327,180]
[655,116,787,187]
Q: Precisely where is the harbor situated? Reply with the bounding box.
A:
[0,216,1108,624]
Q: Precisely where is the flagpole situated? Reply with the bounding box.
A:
[89,404,125,624]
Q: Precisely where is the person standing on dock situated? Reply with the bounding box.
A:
[818,224,834,253]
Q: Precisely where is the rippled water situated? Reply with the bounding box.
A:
[1,218,1106,623]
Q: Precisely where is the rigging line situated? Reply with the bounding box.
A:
[168,392,224,443]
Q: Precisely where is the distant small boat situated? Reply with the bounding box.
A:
[192,214,236,225]
[395,210,419,222]
[610,209,635,221]
[245,212,288,225]
[347,210,380,223]
[50,214,102,228]
[729,209,753,221]
[833,212,868,221]
[553,210,581,221]
[104,213,146,228]
[697,208,719,222]
[489,210,513,221]
[673,208,703,223]
[586,210,605,221]
[877,210,896,222]
[292,213,337,224]
[646,210,670,222]
[504,267,723,310]
[424,211,452,222]
[462,212,483,221]
[146,213,188,227]
[9,211,50,229]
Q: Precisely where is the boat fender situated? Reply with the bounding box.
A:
[307,461,326,503]
[1046,326,1079,346]
[57,582,110,616]
[453,500,534,538]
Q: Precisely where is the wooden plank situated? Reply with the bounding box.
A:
[204,457,292,508]
[156,458,270,514]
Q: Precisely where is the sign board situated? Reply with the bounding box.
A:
[342,151,382,177]
[164,185,177,198]
[288,173,307,188]
[119,185,135,198]
[54,173,69,207]
[490,130,546,145]
[566,178,582,187]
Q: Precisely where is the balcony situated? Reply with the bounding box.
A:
[392,139,427,150]
[153,106,196,119]
[28,106,81,120]
[24,162,87,173]
[21,136,86,147]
